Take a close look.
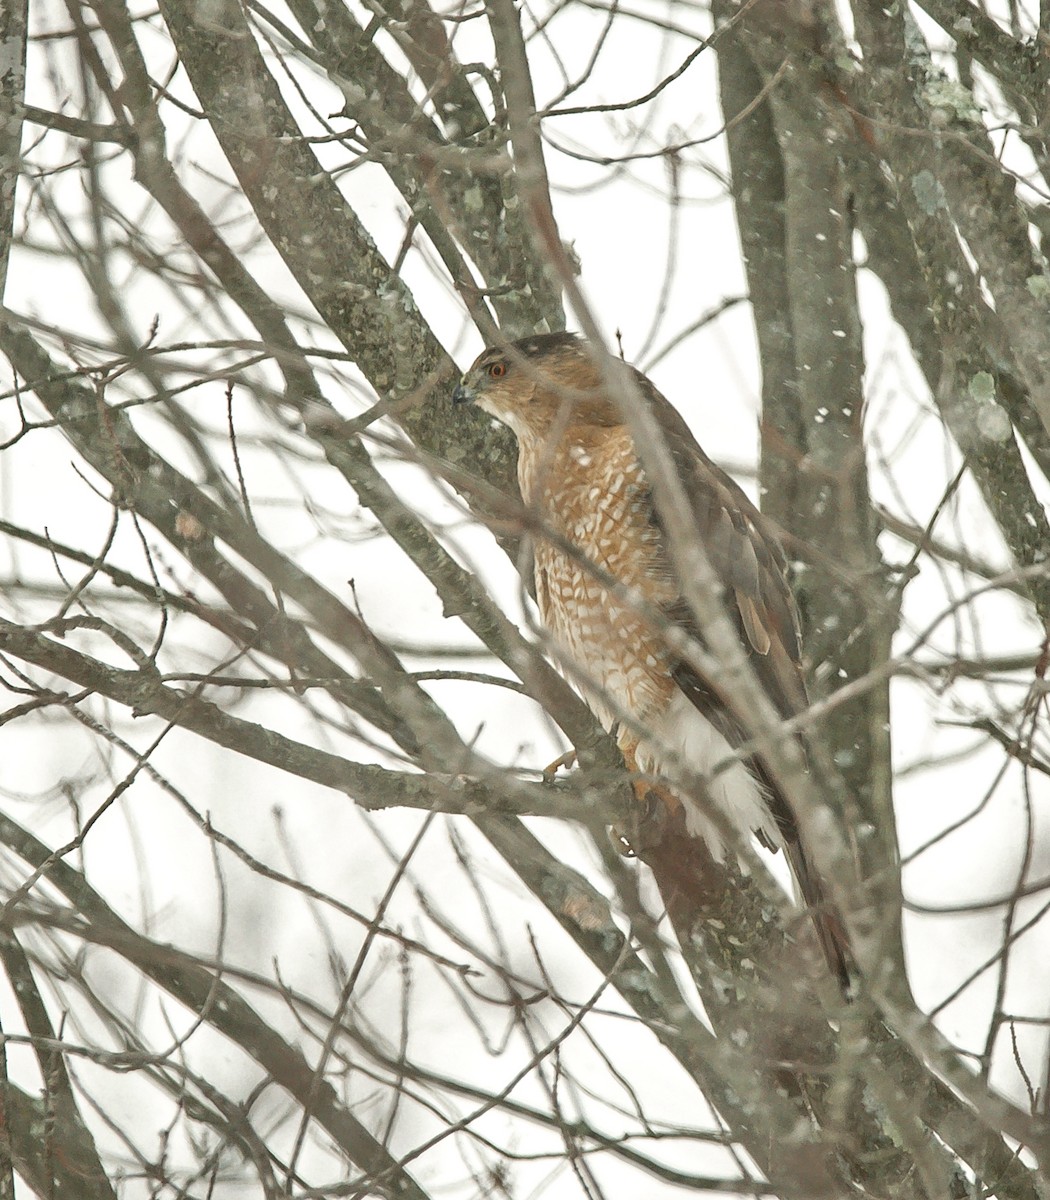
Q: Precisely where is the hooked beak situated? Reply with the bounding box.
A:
[451,380,475,405]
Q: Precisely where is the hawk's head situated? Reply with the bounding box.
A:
[452,332,622,438]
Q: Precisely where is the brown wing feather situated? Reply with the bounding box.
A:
[630,370,851,987]
[628,366,806,717]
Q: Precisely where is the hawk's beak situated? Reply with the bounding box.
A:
[451,380,475,406]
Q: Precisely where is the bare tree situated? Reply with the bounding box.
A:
[0,0,1048,1196]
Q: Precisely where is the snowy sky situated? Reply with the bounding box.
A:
[2,1,1048,1193]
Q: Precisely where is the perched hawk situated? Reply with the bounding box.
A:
[453,332,848,984]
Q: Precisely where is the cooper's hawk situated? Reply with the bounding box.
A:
[453,331,848,985]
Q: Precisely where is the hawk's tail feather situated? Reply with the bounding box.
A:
[784,837,853,993]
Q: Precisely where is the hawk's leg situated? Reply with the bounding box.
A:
[612,741,679,855]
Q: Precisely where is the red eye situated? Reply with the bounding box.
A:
[488,361,507,379]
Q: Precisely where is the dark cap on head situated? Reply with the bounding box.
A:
[452,332,584,405]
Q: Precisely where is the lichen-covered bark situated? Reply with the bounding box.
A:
[715,0,901,972]
[156,0,523,495]
[0,0,27,304]
[847,0,1050,624]
[2,3,1049,1195]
